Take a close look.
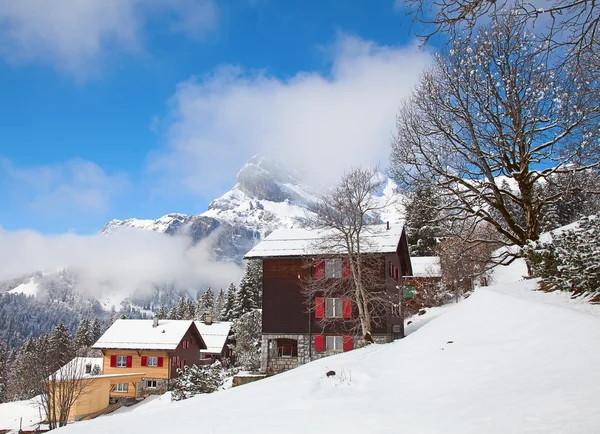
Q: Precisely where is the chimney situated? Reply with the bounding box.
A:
[153,315,159,328]
[204,315,213,325]
[386,221,390,230]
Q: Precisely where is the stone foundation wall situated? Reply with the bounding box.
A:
[137,378,168,398]
[261,333,391,373]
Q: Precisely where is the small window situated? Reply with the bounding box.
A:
[85,364,92,374]
[146,380,157,389]
[325,298,343,318]
[147,356,158,367]
[116,355,127,367]
[115,383,128,392]
[326,336,343,351]
[325,259,342,278]
[277,339,298,358]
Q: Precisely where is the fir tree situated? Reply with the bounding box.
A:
[0,342,7,403]
[221,283,237,321]
[195,288,215,320]
[49,323,74,369]
[157,304,167,320]
[213,289,226,321]
[74,319,90,349]
[184,298,195,320]
[232,274,256,319]
[403,183,443,256]
[89,318,102,345]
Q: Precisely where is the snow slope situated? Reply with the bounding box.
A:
[0,397,43,431]
[59,278,600,434]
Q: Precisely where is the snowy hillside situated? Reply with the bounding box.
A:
[58,275,600,434]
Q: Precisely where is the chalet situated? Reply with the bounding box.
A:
[92,318,206,398]
[47,357,146,423]
[244,223,412,373]
[195,319,233,363]
[402,256,444,314]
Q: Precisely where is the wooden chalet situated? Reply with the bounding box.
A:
[244,222,412,373]
[92,318,206,399]
[195,319,233,363]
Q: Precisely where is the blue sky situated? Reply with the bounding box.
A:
[0,0,433,234]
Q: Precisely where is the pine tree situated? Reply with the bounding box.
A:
[195,288,215,321]
[49,323,74,369]
[157,304,167,320]
[232,276,256,319]
[221,283,237,321]
[74,319,90,349]
[184,298,195,320]
[403,183,443,256]
[213,289,226,321]
[0,342,7,403]
[89,318,102,345]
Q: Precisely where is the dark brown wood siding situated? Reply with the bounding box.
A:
[168,325,203,378]
[262,258,311,334]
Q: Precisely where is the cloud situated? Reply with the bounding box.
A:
[0,0,218,77]
[0,227,243,298]
[0,158,129,215]
[149,34,431,198]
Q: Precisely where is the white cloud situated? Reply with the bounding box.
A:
[1,158,129,215]
[0,227,243,297]
[149,34,431,198]
[0,0,218,77]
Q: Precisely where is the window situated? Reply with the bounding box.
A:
[146,380,157,389]
[326,336,343,351]
[325,298,343,318]
[277,339,298,358]
[85,364,92,374]
[116,355,127,367]
[325,259,342,278]
[115,383,128,392]
[147,356,158,367]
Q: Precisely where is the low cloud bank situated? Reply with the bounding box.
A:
[0,227,243,297]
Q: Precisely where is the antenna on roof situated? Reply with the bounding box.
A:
[386,221,390,230]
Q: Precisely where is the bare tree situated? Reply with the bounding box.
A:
[302,167,398,343]
[403,0,599,61]
[390,15,600,270]
[39,357,97,429]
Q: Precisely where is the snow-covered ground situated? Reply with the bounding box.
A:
[0,397,44,431]
[57,272,600,434]
[7,279,39,297]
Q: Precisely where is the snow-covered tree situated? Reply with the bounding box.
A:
[213,289,226,321]
[221,283,237,321]
[390,15,600,270]
[231,310,262,370]
[49,323,74,369]
[74,319,91,350]
[232,281,255,320]
[526,216,600,297]
[171,362,225,401]
[195,288,215,321]
[0,342,7,403]
[89,318,103,345]
[403,182,444,256]
[157,304,167,320]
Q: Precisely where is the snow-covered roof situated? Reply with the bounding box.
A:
[93,319,201,351]
[409,256,442,278]
[53,357,103,380]
[195,321,232,354]
[244,223,405,259]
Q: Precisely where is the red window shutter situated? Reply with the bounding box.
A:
[315,297,325,318]
[314,260,325,279]
[342,297,352,318]
[110,355,116,368]
[157,357,164,367]
[343,335,353,352]
[126,356,132,368]
[141,356,147,366]
[314,335,325,352]
[342,259,351,278]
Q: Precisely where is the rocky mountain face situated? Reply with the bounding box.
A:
[102,155,320,263]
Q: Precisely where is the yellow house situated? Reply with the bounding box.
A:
[52,319,207,424]
[47,357,145,423]
[93,318,206,398]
